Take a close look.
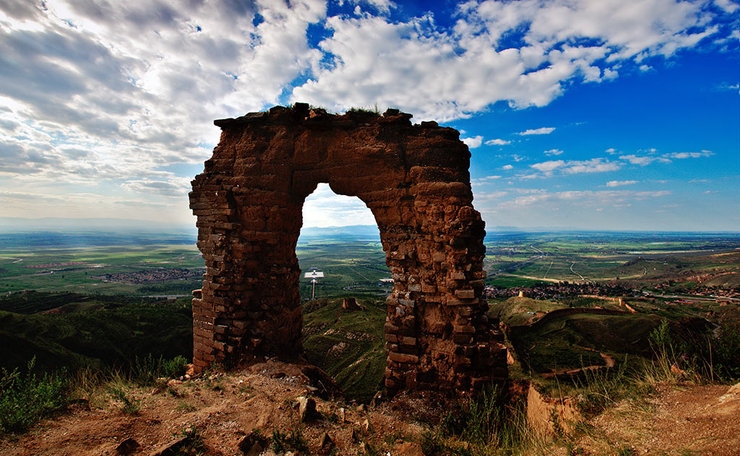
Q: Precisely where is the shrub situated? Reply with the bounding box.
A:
[161,355,189,379]
[703,325,740,382]
[0,358,69,434]
[177,425,206,454]
[435,385,515,449]
[648,318,673,357]
[108,383,141,415]
[130,354,190,385]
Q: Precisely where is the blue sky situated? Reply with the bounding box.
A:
[0,0,738,231]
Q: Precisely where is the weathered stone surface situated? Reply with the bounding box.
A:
[319,432,335,455]
[115,437,140,455]
[296,395,317,422]
[190,104,507,394]
[238,430,268,456]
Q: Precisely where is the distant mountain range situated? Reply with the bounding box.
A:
[0,217,197,234]
[299,225,381,240]
[0,218,197,248]
[1,218,737,244]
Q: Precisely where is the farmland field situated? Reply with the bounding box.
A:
[0,235,204,296]
[1,227,738,395]
[296,228,391,300]
[483,231,740,287]
[2,228,739,299]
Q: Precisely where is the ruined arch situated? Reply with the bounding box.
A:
[189,104,507,394]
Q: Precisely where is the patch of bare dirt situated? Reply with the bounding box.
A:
[565,382,740,455]
[0,360,429,455]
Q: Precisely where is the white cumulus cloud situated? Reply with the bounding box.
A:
[0,0,735,226]
[519,127,556,136]
[606,180,638,187]
[462,135,484,148]
[530,158,620,176]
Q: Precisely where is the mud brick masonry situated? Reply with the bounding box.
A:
[190,103,507,394]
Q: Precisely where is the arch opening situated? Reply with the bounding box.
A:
[298,184,388,300]
[297,185,391,400]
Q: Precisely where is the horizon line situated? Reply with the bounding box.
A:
[1,218,739,236]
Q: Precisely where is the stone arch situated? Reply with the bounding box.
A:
[189,104,507,394]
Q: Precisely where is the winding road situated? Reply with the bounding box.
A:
[569,262,585,281]
[540,351,616,379]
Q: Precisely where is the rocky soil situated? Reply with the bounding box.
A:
[0,360,431,456]
[1,360,739,455]
[567,382,740,455]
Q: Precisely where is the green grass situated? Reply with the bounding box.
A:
[0,295,193,373]
[421,384,544,456]
[487,275,550,288]
[302,297,386,402]
[0,352,193,437]
[296,240,391,300]
[511,312,664,374]
[489,296,566,325]
[420,316,738,455]
[107,382,141,415]
[0,358,69,434]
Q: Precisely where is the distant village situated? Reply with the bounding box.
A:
[94,267,205,285]
[484,279,739,303]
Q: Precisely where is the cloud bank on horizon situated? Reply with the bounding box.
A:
[0,0,738,231]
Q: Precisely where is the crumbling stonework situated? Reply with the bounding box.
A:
[190,103,507,394]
